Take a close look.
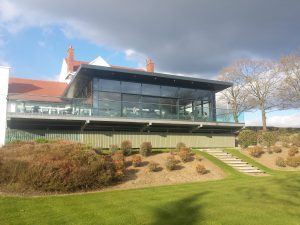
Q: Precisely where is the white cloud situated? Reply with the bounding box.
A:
[246,112,300,128]
[0,0,20,22]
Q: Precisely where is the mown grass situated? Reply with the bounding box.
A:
[1,149,300,225]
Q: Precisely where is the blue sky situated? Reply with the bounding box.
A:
[2,27,140,79]
[0,0,299,127]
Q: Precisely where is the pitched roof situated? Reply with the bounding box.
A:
[8,77,67,102]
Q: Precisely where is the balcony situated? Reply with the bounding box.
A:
[6,95,244,124]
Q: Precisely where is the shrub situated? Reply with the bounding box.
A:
[288,146,299,156]
[0,141,116,192]
[248,146,264,158]
[112,150,125,179]
[148,161,159,172]
[275,157,286,167]
[176,142,186,151]
[286,156,300,167]
[282,142,289,148]
[132,155,142,167]
[196,164,208,174]
[165,155,176,171]
[34,138,48,144]
[139,142,152,156]
[278,134,290,144]
[178,147,191,162]
[195,155,203,161]
[261,132,278,147]
[290,134,300,147]
[121,140,132,156]
[238,129,257,148]
[109,144,118,154]
[272,146,282,153]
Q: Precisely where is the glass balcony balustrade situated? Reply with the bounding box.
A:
[6,95,244,124]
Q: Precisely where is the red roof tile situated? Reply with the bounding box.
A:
[8,77,67,102]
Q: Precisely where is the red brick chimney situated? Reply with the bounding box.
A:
[67,46,74,73]
[146,59,154,73]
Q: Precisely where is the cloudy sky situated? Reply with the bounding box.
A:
[0,0,299,127]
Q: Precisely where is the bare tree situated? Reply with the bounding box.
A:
[238,59,281,131]
[217,62,253,123]
[279,53,300,108]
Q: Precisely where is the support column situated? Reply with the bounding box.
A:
[0,66,10,146]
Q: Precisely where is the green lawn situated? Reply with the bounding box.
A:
[1,150,300,225]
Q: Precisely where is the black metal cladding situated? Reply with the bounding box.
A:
[64,64,232,98]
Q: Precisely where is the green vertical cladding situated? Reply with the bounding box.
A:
[5,129,81,143]
[5,129,235,148]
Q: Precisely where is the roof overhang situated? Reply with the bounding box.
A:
[63,64,232,98]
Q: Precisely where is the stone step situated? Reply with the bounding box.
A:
[204,151,224,154]
[216,155,238,159]
[198,149,264,175]
[238,169,263,173]
[230,164,251,168]
[211,153,232,156]
[220,159,244,163]
[237,168,262,172]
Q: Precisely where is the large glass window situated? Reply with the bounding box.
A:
[91,77,215,121]
[161,86,179,98]
[99,79,121,92]
[98,92,121,117]
[121,81,141,94]
[122,94,141,118]
[141,96,161,118]
[142,83,161,96]
[160,98,178,119]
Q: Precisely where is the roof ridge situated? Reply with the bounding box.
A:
[10,76,67,84]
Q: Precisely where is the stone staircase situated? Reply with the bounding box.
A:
[201,149,264,175]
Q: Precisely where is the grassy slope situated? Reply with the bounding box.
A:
[1,151,300,225]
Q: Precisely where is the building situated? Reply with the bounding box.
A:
[0,47,244,148]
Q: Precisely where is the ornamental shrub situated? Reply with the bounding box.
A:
[139,142,152,156]
[0,140,116,193]
[176,142,186,151]
[248,146,264,158]
[121,140,132,156]
[148,161,159,172]
[195,154,203,161]
[290,134,300,147]
[238,129,257,148]
[132,155,142,167]
[112,150,125,179]
[288,146,299,157]
[286,156,300,167]
[272,146,282,153]
[275,157,286,167]
[165,155,176,171]
[178,147,191,162]
[262,131,278,147]
[196,164,208,174]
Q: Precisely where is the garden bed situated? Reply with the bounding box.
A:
[105,152,226,191]
[241,147,300,171]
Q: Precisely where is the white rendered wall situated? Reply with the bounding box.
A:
[58,59,68,82]
[0,66,10,146]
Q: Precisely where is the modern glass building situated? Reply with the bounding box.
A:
[3,48,244,148]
